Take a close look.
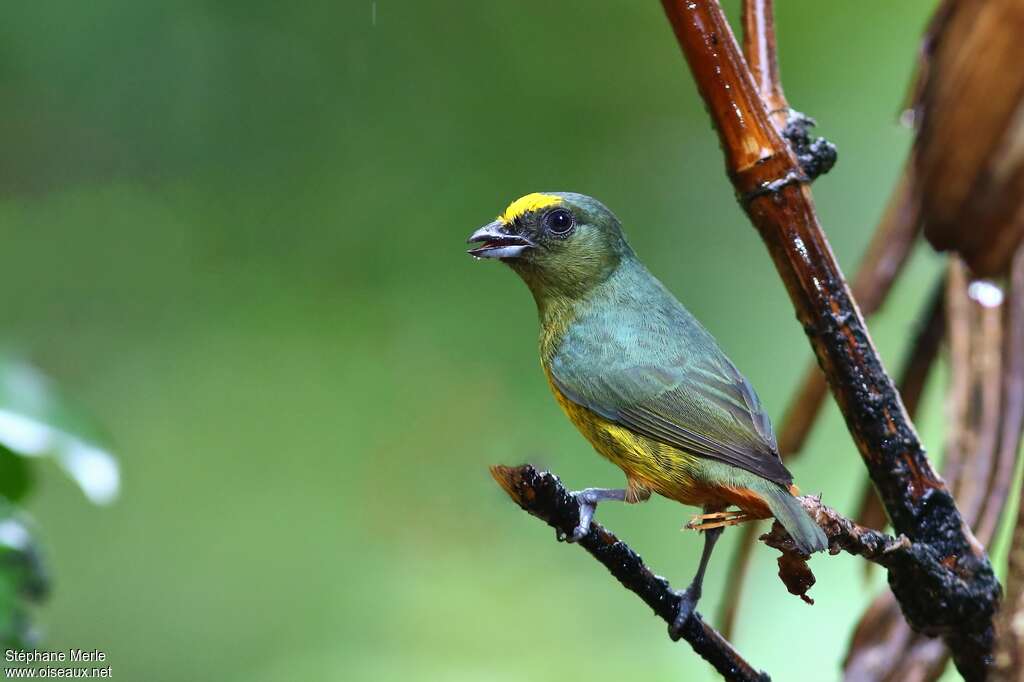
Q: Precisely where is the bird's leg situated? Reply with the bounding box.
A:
[559,488,627,543]
[668,518,725,640]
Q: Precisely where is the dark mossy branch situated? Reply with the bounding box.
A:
[659,1,999,678]
[490,464,770,682]
[490,464,944,682]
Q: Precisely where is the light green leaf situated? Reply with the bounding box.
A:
[0,357,119,505]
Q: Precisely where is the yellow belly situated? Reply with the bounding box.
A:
[543,369,774,516]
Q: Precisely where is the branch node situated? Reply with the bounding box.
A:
[781,110,838,180]
[739,169,808,206]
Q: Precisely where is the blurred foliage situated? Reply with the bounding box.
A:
[0,358,120,506]
[0,357,119,648]
[0,503,49,648]
[0,1,957,681]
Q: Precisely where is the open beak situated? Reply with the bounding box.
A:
[466,220,536,259]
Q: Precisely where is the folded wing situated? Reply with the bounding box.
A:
[549,299,793,487]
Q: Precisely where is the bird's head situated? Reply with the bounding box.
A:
[466,192,630,300]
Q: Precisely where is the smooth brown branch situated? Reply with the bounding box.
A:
[945,259,1003,527]
[489,464,770,682]
[977,247,1024,544]
[659,2,999,678]
[716,519,760,638]
[845,594,948,682]
[991,246,1024,682]
[914,0,1024,277]
[740,0,788,130]
[738,0,835,181]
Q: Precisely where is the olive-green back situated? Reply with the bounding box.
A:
[545,256,793,487]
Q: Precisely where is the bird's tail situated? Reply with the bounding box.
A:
[756,481,828,555]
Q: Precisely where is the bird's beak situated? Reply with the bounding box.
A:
[466,220,536,259]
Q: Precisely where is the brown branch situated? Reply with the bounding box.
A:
[894,274,947,421]
[658,2,999,678]
[491,463,928,681]
[489,464,770,682]
[492,462,972,682]
[992,246,1024,681]
[777,164,921,457]
[945,259,1003,527]
[721,163,923,638]
[854,273,946,533]
[914,0,1024,277]
[844,258,1018,682]
[978,250,1024,543]
[741,0,788,131]
[717,519,761,638]
[761,495,910,565]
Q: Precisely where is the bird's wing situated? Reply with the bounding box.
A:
[549,299,793,486]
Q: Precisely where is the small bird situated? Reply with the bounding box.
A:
[467,192,827,636]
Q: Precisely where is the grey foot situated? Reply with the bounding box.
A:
[556,488,626,543]
[668,586,700,641]
[557,490,597,543]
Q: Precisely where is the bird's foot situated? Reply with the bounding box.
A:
[668,585,701,641]
[685,509,750,531]
[557,490,598,543]
[556,488,627,543]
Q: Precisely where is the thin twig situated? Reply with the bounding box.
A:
[659,2,998,678]
[992,246,1024,682]
[489,464,770,682]
[978,250,1024,543]
[717,519,761,638]
[946,259,1003,526]
[764,495,910,566]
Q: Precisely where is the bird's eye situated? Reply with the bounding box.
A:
[544,208,575,236]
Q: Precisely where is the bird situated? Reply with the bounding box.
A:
[467,192,828,637]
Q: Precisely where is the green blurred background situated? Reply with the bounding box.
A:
[0,2,950,680]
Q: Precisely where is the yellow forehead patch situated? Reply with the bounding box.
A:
[500,193,563,223]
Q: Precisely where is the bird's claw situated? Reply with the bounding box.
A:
[555,524,589,543]
[668,587,699,641]
[557,491,597,543]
